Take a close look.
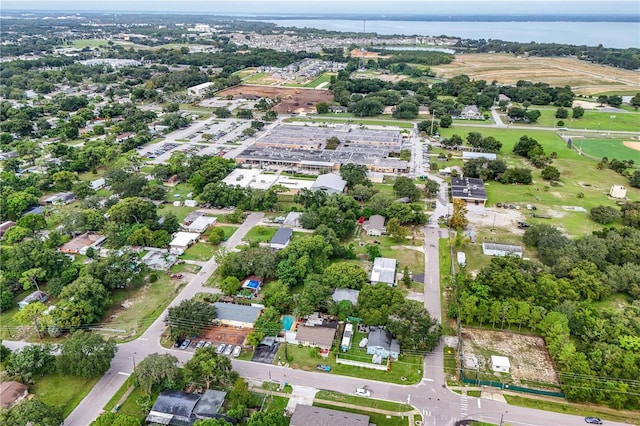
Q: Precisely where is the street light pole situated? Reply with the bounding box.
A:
[608,115,616,136]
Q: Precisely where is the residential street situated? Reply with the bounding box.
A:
[2,211,633,426]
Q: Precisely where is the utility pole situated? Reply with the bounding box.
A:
[499,414,504,426]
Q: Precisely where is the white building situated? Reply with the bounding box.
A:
[187,216,217,234]
[187,82,215,97]
[90,178,106,191]
[370,257,397,286]
[310,173,347,194]
[457,252,466,266]
[169,232,200,254]
[490,355,511,373]
[482,242,523,258]
[610,185,627,199]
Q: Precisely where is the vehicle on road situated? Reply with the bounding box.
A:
[216,343,226,354]
[179,339,191,350]
[316,364,331,372]
[224,344,233,356]
[355,388,371,397]
[232,345,242,357]
[585,418,603,425]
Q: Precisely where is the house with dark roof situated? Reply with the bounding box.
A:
[270,227,293,250]
[18,291,48,310]
[213,302,262,328]
[366,326,400,360]
[310,173,346,194]
[290,404,370,426]
[145,389,233,426]
[22,206,46,216]
[0,381,28,408]
[450,177,487,206]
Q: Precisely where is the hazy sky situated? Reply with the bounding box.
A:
[2,0,639,15]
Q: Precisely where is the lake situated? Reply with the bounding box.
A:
[261,19,640,49]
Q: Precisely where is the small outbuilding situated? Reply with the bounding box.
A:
[18,290,48,310]
[482,242,523,258]
[491,355,511,373]
[610,184,627,199]
[0,381,29,408]
[90,178,106,191]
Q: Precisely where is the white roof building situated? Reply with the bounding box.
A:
[310,173,346,194]
[490,355,511,373]
[610,185,627,199]
[90,178,106,190]
[482,242,523,258]
[187,216,217,234]
[370,257,397,286]
[187,82,215,97]
[169,232,200,253]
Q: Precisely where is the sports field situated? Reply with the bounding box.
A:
[573,137,640,162]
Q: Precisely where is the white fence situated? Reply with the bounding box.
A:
[335,354,388,371]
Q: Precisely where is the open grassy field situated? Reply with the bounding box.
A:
[243,73,283,85]
[431,53,640,95]
[284,116,414,129]
[573,137,640,161]
[181,242,215,261]
[33,374,100,417]
[69,39,110,48]
[440,126,639,236]
[305,72,334,88]
[508,107,640,133]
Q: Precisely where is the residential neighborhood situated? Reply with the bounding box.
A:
[0,4,639,426]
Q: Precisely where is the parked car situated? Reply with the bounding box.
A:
[216,343,226,354]
[204,341,212,348]
[174,338,184,348]
[584,418,602,425]
[195,341,205,349]
[224,344,233,356]
[170,274,183,279]
[355,388,370,397]
[180,339,191,350]
[232,346,242,357]
[316,364,331,372]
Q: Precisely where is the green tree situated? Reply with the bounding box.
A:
[5,344,55,383]
[246,410,288,426]
[254,307,282,336]
[227,378,251,412]
[590,205,621,224]
[165,299,217,339]
[393,176,420,201]
[57,331,117,378]
[91,412,141,426]
[439,114,452,128]
[387,300,441,352]
[4,399,64,426]
[2,225,31,244]
[214,107,232,118]
[365,244,381,261]
[131,353,179,394]
[315,102,329,114]
[387,217,408,241]
[208,227,226,245]
[193,419,233,426]
[322,262,368,289]
[401,265,412,288]
[16,214,46,232]
[555,107,569,119]
[53,275,110,327]
[220,276,241,296]
[183,346,237,388]
[449,199,469,229]
[541,165,560,181]
[357,283,404,326]
[572,106,585,118]
[340,163,371,188]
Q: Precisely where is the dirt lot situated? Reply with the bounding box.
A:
[467,205,526,232]
[216,85,334,114]
[462,328,559,387]
[200,324,250,346]
[432,53,640,95]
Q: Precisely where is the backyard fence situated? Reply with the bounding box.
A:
[335,354,388,371]
[460,371,565,398]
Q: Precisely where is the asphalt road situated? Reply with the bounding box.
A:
[3,211,633,425]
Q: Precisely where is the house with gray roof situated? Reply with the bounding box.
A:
[290,404,370,426]
[370,257,397,286]
[310,173,346,194]
[270,227,293,250]
[18,291,47,310]
[462,152,497,161]
[451,177,487,206]
[362,214,386,236]
[213,302,262,328]
[460,105,482,119]
[482,242,523,258]
[146,389,233,426]
[331,289,360,306]
[366,326,400,360]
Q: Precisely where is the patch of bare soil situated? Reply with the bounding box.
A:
[624,141,640,152]
[462,328,559,387]
[467,207,524,230]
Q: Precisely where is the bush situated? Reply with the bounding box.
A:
[590,205,621,224]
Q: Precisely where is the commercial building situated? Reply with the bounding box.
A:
[187,82,215,97]
[451,177,487,206]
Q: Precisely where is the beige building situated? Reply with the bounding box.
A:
[609,184,627,199]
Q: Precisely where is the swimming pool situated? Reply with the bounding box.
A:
[282,315,295,331]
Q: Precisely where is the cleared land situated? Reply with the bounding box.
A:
[216,85,333,114]
[432,54,640,95]
[461,328,560,388]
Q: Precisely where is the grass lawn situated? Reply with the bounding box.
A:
[516,108,640,132]
[243,225,277,244]
[313,402,409,426]
[304,72,334,88]
[212,225,238,240]
[103,378,132,412]
[573,137,640,162]
[102,275,185,341]
[276,343,423,385]
[169,262,202,274]
[504,395,640,426]
[467,390,482,398]
[181,242,216,262]
[69,39,109,48]
[33,374,100,417]
[315,390,413,412]
[157,204,196,222]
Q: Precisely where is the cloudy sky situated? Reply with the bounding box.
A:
[3,0,638,15]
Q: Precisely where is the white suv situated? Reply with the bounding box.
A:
[355,388,371,397]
